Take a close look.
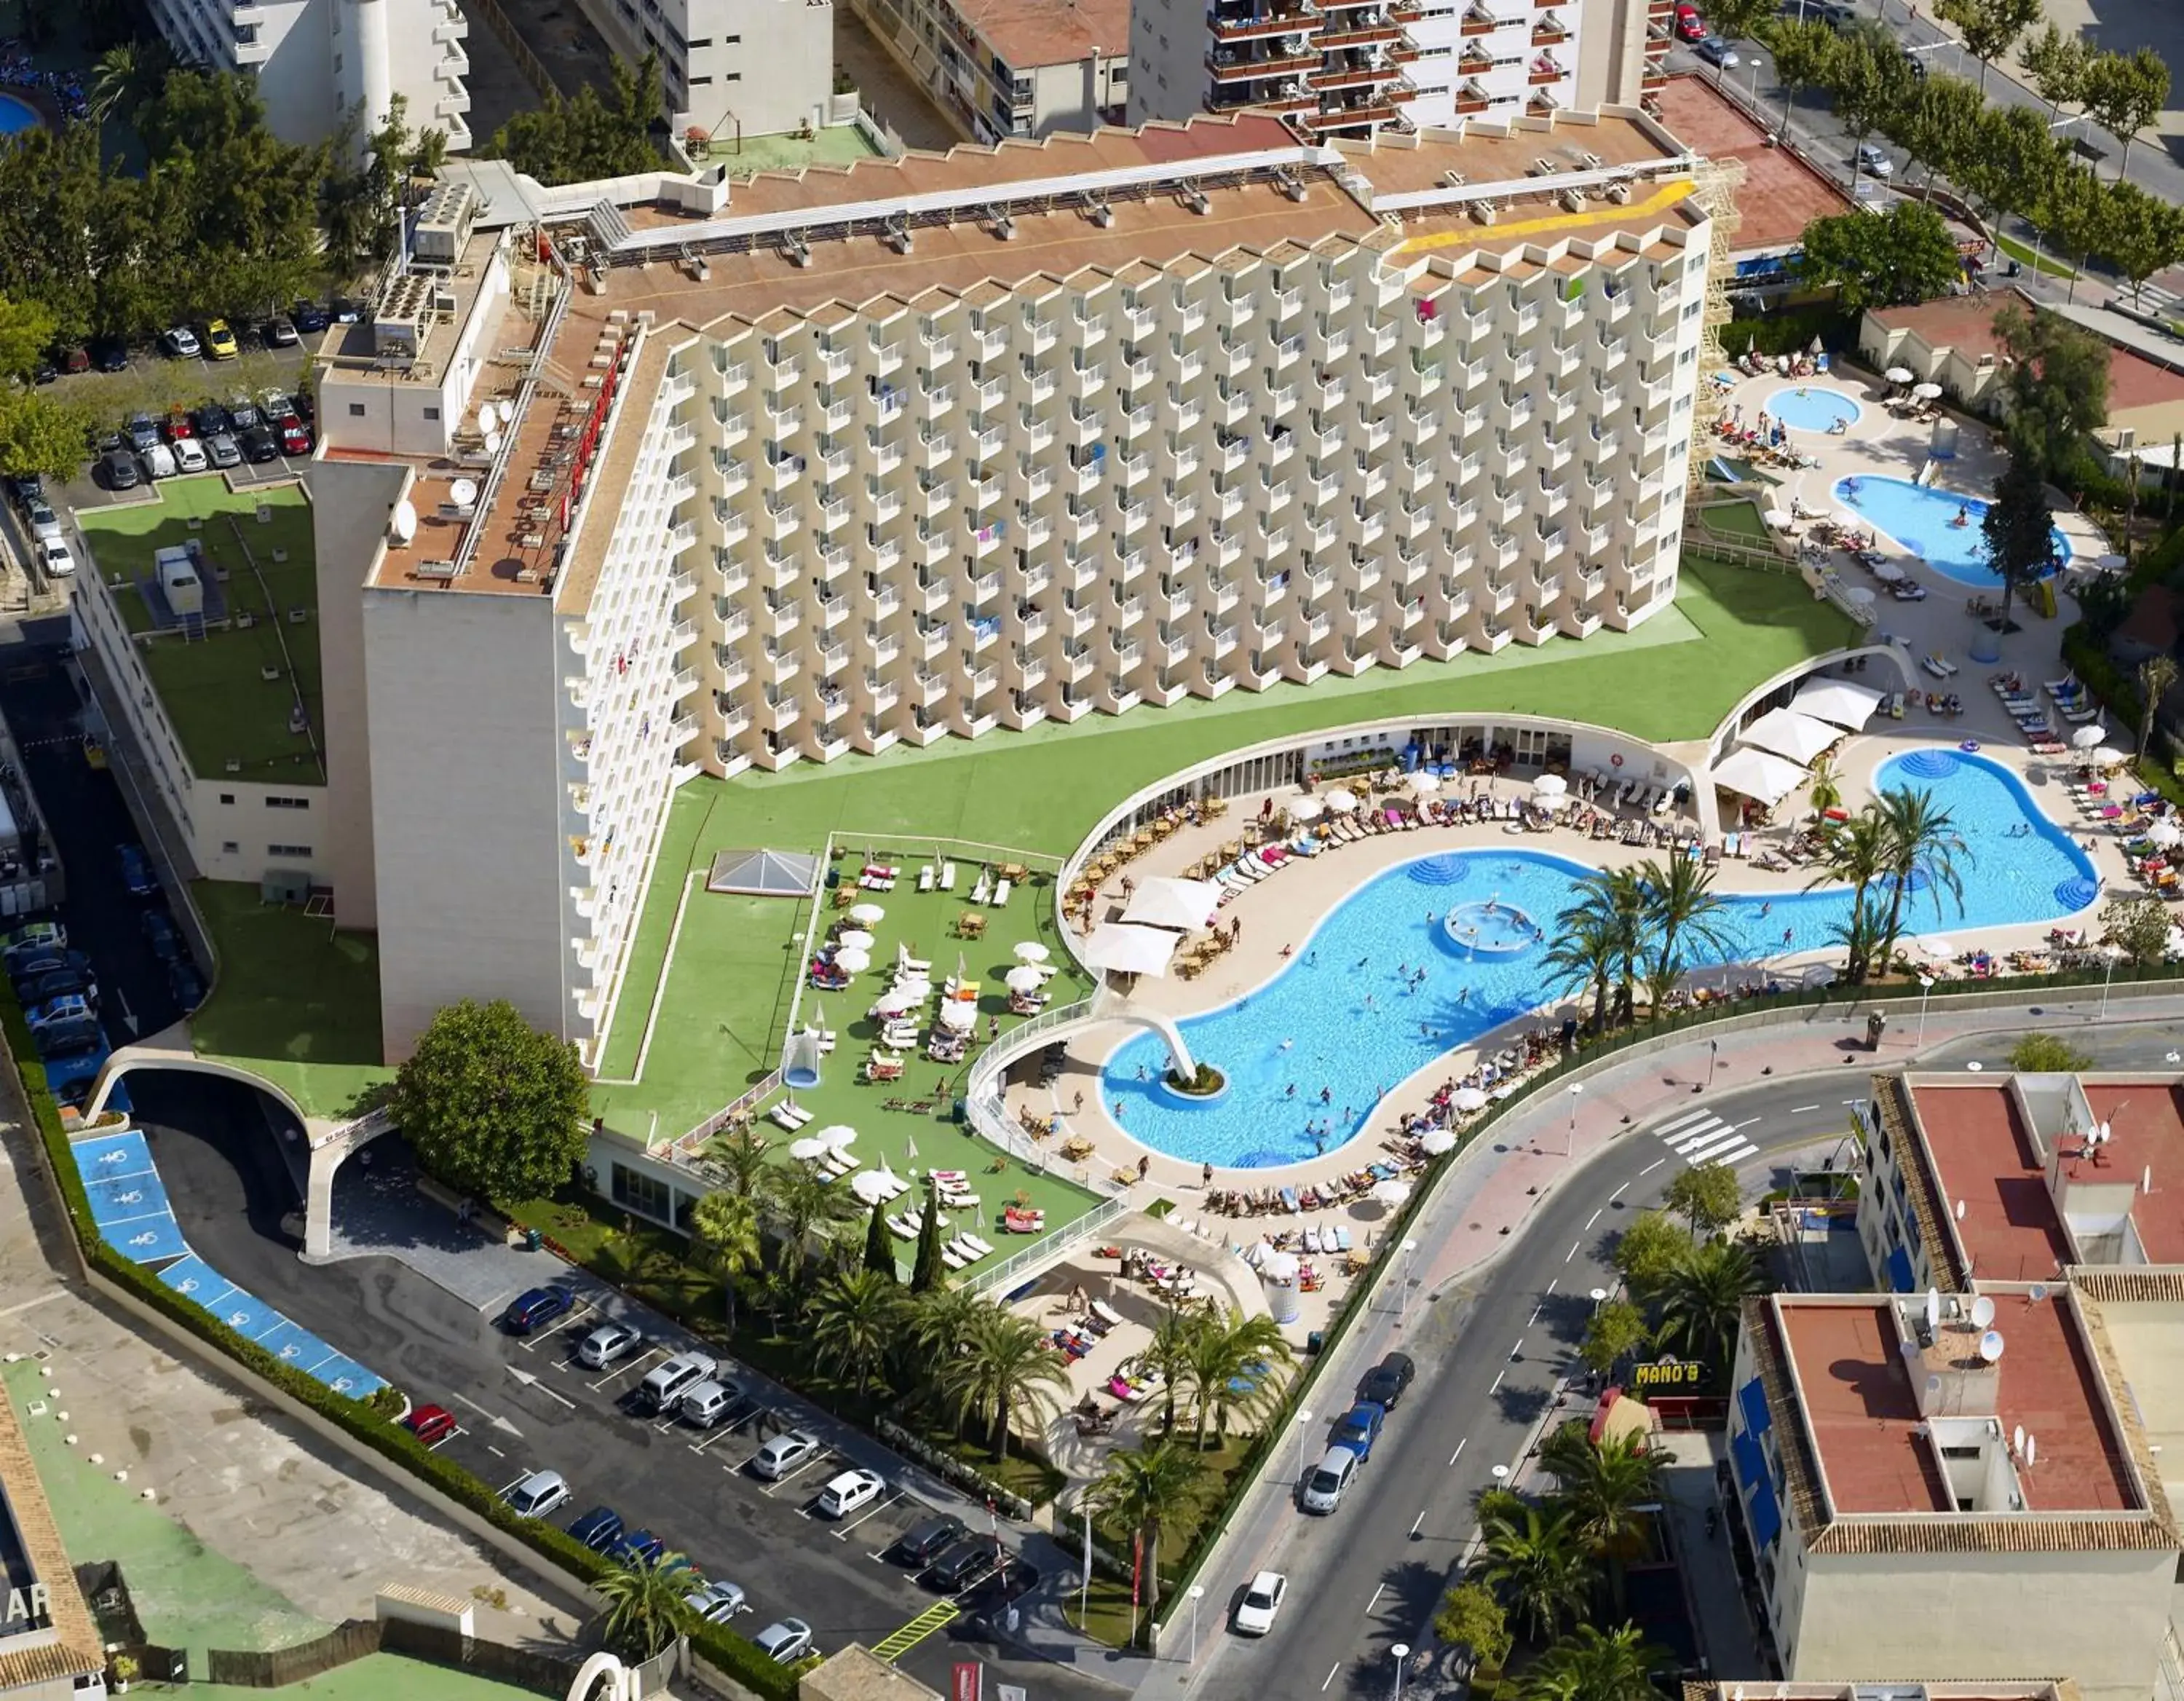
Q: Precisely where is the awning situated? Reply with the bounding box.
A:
[1712,746,1809,806]
[1121,877,1224,932]
[1886,1244,1916,1294]
[1080,923,1182,978]
[1733,1428,1767,1489]
[1747,1477,1783,1549]
[1795,680,1883,735]
[1740,708,1843,765]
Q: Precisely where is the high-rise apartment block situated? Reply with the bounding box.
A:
[842,0,1131,142]
[570,0,836,138]
[145,0,472,150]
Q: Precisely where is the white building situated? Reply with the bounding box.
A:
[843,0,1130,142]
[144,0,472,151]
[569,0,834,138]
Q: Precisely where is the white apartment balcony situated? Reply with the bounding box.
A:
[973,325,1008,360]
[718,411,751,447]
[764,646,803,685]
[765,695,803,730]
[719,360,751,395]
[1027,320,1059,356]
[919,433,954,472]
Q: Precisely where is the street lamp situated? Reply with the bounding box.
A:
[1566,1082,1582,1154]
[1187,1584,1205,1662]
[1589,1286,1608,1311]
[2101,946,2121,1017]
[1915,974,1934,1046]
[1746,52,1767,110]
[1391,1643,1412,1701]
[1706,1038,1720,1090]
[1295,1408,1315,1484]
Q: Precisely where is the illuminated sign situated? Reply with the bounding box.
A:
[1631,1357,1709,1392]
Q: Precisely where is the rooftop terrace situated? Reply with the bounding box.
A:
[1904,1081,2072,1285]
[2073,1083,2184,1264]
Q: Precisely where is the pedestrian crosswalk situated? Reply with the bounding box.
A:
[1651,1108,1759,1168]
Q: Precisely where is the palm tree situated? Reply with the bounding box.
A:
[1556,869,1648,1025]
[1522,1623,1666,1701]
[703,1122,774,1199]
[1178,1308,1294,1452]
[1140,1306,1198,1436]
[1471,1501,1593,1644]
[1872,786,1969,976]
[768,1164,865,1281]
[1540,903,1623,1036]
[1090,1439,1211,1633]
[1808,807,1891,982]
[2137,655,2177,759]
[687,1188,763,1333]
[942,1305,1070,1461]
[1638,855,1736,1003]
[1805,754,1843,819]
[1656,1239,1765,1367]
[806,1267,903,1400]
[1538,1424,1659,1611]
[903,1283,982,1416]
[595,1549,693,1660]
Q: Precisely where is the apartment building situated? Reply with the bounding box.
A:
[844,0,1130,141]
[572,0,834,136]
[145,0,472,150]
[1128,0,1666,137]
[282,114,1707,1059]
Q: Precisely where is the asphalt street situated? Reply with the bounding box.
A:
[1182,1014,2184,1701]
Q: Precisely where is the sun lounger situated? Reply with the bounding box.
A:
[940,861,958,891]
[992,878,1012,907]
[1090,1295,1122,1327]
[1305,1226,1323,1253]
[941,1244,967,1270]
[887,1213,919,1239]
[769,1101,813,1131]
[970,872,992,904]
[1002,1207,1045,1232]
[918,865,935,892]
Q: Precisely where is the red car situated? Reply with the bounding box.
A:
[165,408,197,442]
[406,1403,457,1446]
[1674,4,1706,39]
[278,416,312,456]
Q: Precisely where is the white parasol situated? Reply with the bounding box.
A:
[1885,366,1914,384]
[1532,773,1569,798]
[1005,966,1045,992]
[1917,936,1956,960]
[1408,771,1442,796]
[832,947,871,974]
[2094,553,2127,571]
[815,1124,858,1150]
[873,989,919,1017]
[852,1169,897,1203]
[1912,382,1943,400]
[1846,586,1876,607]
[1289,794,1328,821]
[1871,562,1905,583]
[1452,1086,1489,1113]
[1372,1178,1413,1207]
[1324,788,1361,813]
[789,1136,830,1160]
[2148,818,2183,850]
[2092,746,2127,768]
[893,977,933,1002]
[1259,1249,1300,1283]
[1013,942,1051,963]
[836,929,876,951]
[1763,508,1794,530]
[2072,723,2108,749]
[848,902,885,924]
[1420,1127,1457,1156]
[938,1001,978,1030]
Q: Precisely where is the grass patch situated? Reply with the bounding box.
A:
[1993,233,2076,280]
[1695,498,1771,544]
[1062,1576,1142,1649]
[698,124,881,177]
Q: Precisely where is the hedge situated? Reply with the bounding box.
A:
[0,989,801,1701]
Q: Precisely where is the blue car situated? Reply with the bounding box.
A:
[499,1285,576,1334]
[609,1528,665,1569]
[141,910,183,964]
[1332,1401,1386,1463]
[567,1506,625,1554]
[117,843,157,897]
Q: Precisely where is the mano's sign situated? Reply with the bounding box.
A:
[1631,1357,1711,1392]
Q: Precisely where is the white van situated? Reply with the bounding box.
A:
[635,1350,717,1415]
[1301,1445,1359,1515]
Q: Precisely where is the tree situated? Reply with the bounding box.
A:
[1091,1440,1210,1633]
[1471,1501,1594,1645]
[391,999,587,1203]
[2100,895,2170,968]
[1932,0,2041,94]
[1827,26,1919,191]
[2019,22,2094,125]
[768,1164,863,1281]
[1522,1623,1668,1701]
[1873,787,1969,979]
[904,1283,981,1412]
[1655,1239,1765,1367]
[0,392,92,481]
[863,1196,897,1279]
[1805,754,1843,819]
[594,1550,692,1661]
[1142,1304,1198,1436]
[1955,105,2067,269]
[2092,181,2184,309]
[91,37,175,125]
[1699,0,1775,79]
[1639,855,1735,1007]
[1760,16,1836,138]
[1539,1425,1660,1612]
[943,1305,1069,1461]
[2082,47,2169,181]
[1610,1210,1687,1300]
[1580,1298,1651,1376]
[1178,1308,1294,1451]
[0,293,52,382]
[1556,868,1647,1027]
[807,1267,903,1399]
[1541,901,1624,1037]
[1887,74,1986,201]
[687,1188,762,1332]
[2007,1033,2093,1072]
[703,1123,773,1199]
[909,1179,946,1293]
[1434,1581,1513,1676]
[2137,655,2178,759]
[483,50,664,185]
[1979,446,2059,633]
[1811,805,1891,982]
[1663,1160,1743,1239]
[1995,303,2112,478]
[1795,202,1966,317]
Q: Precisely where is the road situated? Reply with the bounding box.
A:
[1181,1014,2184,1701]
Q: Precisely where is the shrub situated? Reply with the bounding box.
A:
[1165,1063,1225,1096]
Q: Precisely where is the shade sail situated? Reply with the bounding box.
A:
[1740,708,1843,765]
[1789,677,1885,730]
[1712,746,1809,806]
[1081,922,1182,977]
[1122,877,1225,932]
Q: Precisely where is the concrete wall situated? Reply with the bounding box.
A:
[318,241,508,461]
[1125,0,1209,125]
[580,0,833,136]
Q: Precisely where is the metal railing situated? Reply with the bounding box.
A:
[672,1070,785,1152]
[965,1196,1129,1295]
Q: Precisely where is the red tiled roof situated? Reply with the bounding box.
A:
[1907,1084,2072,1283]
[1869,296,2184,419]
[2073,1084,2184,1263]
[1776,1301,1952,1515]
[1650,75,1851,253]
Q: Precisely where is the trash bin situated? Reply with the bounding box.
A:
[1866,1011,1888,1052]
[525,1227,543,1252]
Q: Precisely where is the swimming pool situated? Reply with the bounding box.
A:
[1101,750,2097,1169]
[1834,475,2072,589]
[0,95,39,136]
[1768,386,1862,433]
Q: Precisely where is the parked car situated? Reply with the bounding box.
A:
[259,315,299,348]
[752,1620,813,1665]
[100,450,139,491]
[167,959,207,1010]
[0,923,63,955]
[20,968,95,1011]
[125,412,160,454]
[1232,1570,1287,1636]
[575,1319,643,1368]
[36,540,75,579]
[1358,1352,1416,1410]
[566,1506,625,1553]
[174,438,208,475]
[205,432,241,469]
[28,993,95,1033]
[194,400,232,438]
[201,319,240,360]
[240,425,280,463]
[23,499,60,547]
[1300,1445,1359,1514]
[141,909,183,963]
[920,1540,1000,1595]
[35,1018,100,1059]
[748,1429,821,1480]
[6,474,43,508]
[159,325,201,359]
[1904,47,1927,78]
[164,407,196,441]
[1695,33,1738,65]
[1855,142,1894,177]
[279,416,312,456]
[889,1514,966,1568]
[330,296,363,324]
[405,1404,458,1446]
[141,442,178,480]
[502,1470,571,1519]
[1673,3,1705,40]
[499,1284,576,1334]
[90,336,129,372]
[630,1351,716,1416]
[816,1469,885,1519]
[1332,1402,1386,1462]
[678,1380,740,1429]
[684,1581,749,1623]
[117,844,157,897]
[226,396,261,431]
[609,1528,666,1570]
[290,300,331,334]
[261,390,295,421]
[6,944,87,984]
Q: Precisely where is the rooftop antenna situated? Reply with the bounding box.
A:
[2013,1423,2025,1456]
[1955,1199,1967,1220]
[1978,1330,2006,1364]
[2027,1282,2049,1304]
[2025,1433,2037,1466]
[1970,1295,1997,1330]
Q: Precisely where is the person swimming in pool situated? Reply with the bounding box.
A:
[1950,505,1970,528]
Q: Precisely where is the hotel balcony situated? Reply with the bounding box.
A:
[1528,52,1565,83]
[1533,8,1568,41]
[1206,46,1318,81]
[1318,9,1405,44]
[1311,54,1404,92]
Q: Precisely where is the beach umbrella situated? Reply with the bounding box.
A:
[893,977,933,1002]
[1885,366,1914,384]
[938,1001,977,1029]
[1324,788,1360,813]
[1918,936,1956,960]
[1802,963,1837,989]
[1452,1086,1489,1113]
[848,902,885,924]
[1763,508,1793,530]
[1408,771,1442,796]
[1013,942,1051,963]
[1871,562,1904,583]
[873,989,918,1016]
[789,1136,829,1160]
[836,928,875,951]
[1420,1127,1457,1156]
[1532,773,1568,798]
[852,1169,895,1203]
[1259,1249,1300,1283]
[1005,966,1045,992]
[1912,382,1942,400]
[832,947,871,974]
[2092,746,2127,768]
[2094,553,2127,571]
[1372,1178,1412,1207]
[2073,724,2108,749]
[1808,335,1824,355]
[815,1124,858,1151]
[1288,794,1328,821]
[2148,818,2183,850]
[1846,586,1875,607]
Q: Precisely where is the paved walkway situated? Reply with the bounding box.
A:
[322,1137,553,1314]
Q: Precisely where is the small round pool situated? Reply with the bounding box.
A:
[0,95,40,136]
[1768,385,1862,433]
[1440,900,1539,957]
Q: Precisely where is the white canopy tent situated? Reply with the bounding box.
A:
[1789,677,1886,731]
[1712,746,1811,806]
[1080,923,1182,978]
[1121,877,1225,932]
[1739,708,1843,766]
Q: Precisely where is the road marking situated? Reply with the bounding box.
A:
[448,1392,522,1438]
[1639,1158,1665,1176]
[871,1601,959,1662]
[1409,1509,1426,1536]
[1322,1664,1342,1692]
[505,1365,576,1410]
[1565,1240,1580,1263]
[518,1303,596,1353]
[0,1290,65,1320]
[486,1444,505,1459]
[688,1425,742,1454]
[1585,1208,1602,1230]
[1527,1306,1542,1325]
[495,1471,528,1496]
[1488,1371,1504,1394]
[832,1491,903,1540]
[1544,1278,1556,1295]
[1449,1438,1467,1466]
[589,1346,665,1392]
[1511,1338,1525,1357]
[1366,1583,1387,1614]
[1790,1105,1819,1114]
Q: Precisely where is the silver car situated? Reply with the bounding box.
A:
[577,1319,644,1368]
[753,1619,813,1664]
[684,1580,749,1623]
[205,432,241,469]
[502,1469,571,1519]
[748,1429,821,1480]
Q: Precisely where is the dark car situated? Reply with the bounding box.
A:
[330,295,363,324]
[125,411,159,454]
[7,474,41,508]
[499,1284,576,1334]
[567,1506,625,1552]
[960,1558,1041,1635]
[117,843,157,897]
[36,1019,101,1060]
[290,300,330,334]
[889,1514,967,1569]
[7,947,90,986]
[31,358,54,385]
[1358,1352,1416,1410]
[919,1539,1000,1595]
[1904,47,1927,79]
[1332,1401,1386,1462]
[609,1528,666,1570]
[227,395,261,431]
[194,400,232,438]
[405,1403,458,1445]
[90,336,129,372]
[20,968,95,1011]
[240,425,280,463]
[141,909,183,963]
[100,449,140,490]
[167,958,207,1010]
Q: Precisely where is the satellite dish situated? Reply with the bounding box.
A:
[1899,1339,1921,1361]
[2025,1433,2037,1465]
[2028,1282,2049,1304]
[1924,1287,1940,1332]
[1924,1373,1943,1402]
[2013,1424,2025,1456]
[1955,1199,1967,1220]
[1978,1330,2005,1363]
[2097,1121,2113,1144]
[1970,1295,1997,1329]
[450,476,480,508]
[478,400,498,432]
[389,499,417,544]
[483,428,502,457]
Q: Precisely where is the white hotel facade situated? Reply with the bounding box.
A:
[106,114,1715,1062]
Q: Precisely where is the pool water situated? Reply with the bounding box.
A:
[1834,475,2072,589]
[1768,385,1862,433]
[0,95,39,136]
[1103,751,2096,1169]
